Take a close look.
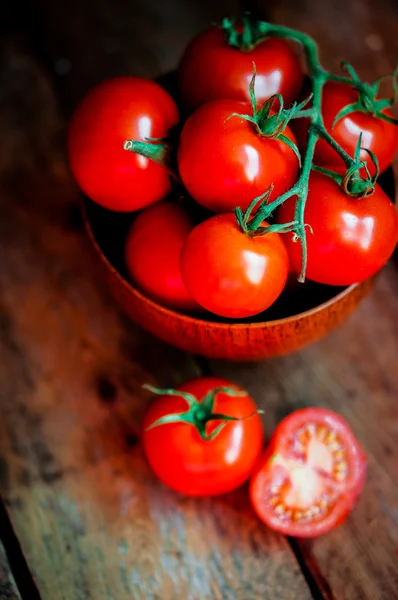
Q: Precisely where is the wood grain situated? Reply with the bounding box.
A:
[0,23,311,600]
[215,1,398,598]
[1,0,398,598]
[213,265,398,600]
[0,540,20,600]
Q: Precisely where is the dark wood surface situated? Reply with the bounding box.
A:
[0,540,20,600]
[0,0,397,599]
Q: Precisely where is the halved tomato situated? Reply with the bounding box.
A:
[250,408,367,537]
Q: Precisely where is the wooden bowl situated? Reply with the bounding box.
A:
[82,167,394,361]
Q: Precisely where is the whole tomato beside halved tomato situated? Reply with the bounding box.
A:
[178,26,303,111]
[250,408,367,537]
[277,171,398,286]
[142,377,264,496]
[125,201,199,312]
[294,81,398,175]
[178,99,299,213]
[181,213,289,318]
[68,77,178,212]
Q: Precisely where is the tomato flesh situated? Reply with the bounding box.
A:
[250,408,367,537]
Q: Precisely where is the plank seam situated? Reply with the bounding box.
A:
[0,499,42,600]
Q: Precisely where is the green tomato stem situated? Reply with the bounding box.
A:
[232,19,389,280]
[143,384,256,441]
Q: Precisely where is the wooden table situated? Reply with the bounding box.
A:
[1,0,398,598]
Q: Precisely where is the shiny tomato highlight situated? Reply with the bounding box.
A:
[294,81,398,175]
[277,171,398,286]
[178,99,299,213]
[142,377,264,496]
[68,77,179,212]
[178,27,303,111]
[181,214,289,318]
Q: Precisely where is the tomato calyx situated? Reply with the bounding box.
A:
[226,64,307,166]
[331,61,398,127]
[221,13,269,52]
[235,185,298,238]
[312,133,380,198]
[143,384,262,441]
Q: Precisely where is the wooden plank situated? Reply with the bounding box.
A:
[214,265,398,600]
[0,26,312,600]
[213,1,398,598]
[0,539,21,600]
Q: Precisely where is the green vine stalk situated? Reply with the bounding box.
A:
[123,15,397,283]
[224,15,397,281]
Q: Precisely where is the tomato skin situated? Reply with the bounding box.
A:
[178,99,299,213]
[250,408,367,537]
[142,377,264,497]
[178,27,303,111]
[125,201,199,311]
[277,171,398,286]
[181,214,289,318]
[294,81,398,174]
[68,77,179,212]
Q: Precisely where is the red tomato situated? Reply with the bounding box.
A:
[178,99,299,213]
[142,377,264,496]
[277,171,398,286]
[250,408,367,537]
[125,201,199,311]
[178,27,303,111]
[68,77,179,212]
[181,214,289,318]
[294,81,398,174]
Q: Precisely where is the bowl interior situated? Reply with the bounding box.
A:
[84,161,394,326]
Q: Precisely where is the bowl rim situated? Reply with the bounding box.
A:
[83,201,361,329]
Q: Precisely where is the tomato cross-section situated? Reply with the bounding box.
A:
[250,408,367,537]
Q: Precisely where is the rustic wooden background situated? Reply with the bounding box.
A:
[1,0,398,598]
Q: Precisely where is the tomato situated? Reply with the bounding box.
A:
[178,99,299,213]
[142,377,264,496]
[68,77,179,212]
[277,171,398,286]
[294,81,398,175]
[250,408,367,537]
[124,201,199,311]
[181,214,289,318]
[178,27,303,111]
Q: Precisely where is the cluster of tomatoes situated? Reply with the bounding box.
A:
[142,377,367,538]
[68,22,398,320]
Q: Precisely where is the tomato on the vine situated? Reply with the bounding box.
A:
[250,408,367,537]
[294,81,398,175]
[178,27,303,111]
[68,77,178,212]
[125,201,199,311]
[178,99,299,213]
[142,377,264,496]
[181,214,289,318]
[277,171,398,286]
